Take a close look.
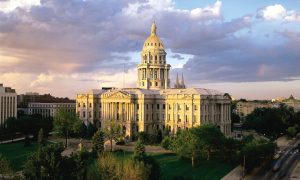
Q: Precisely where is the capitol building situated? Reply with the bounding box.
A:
[76,23,232,138]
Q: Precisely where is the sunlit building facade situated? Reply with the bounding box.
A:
[76,23,232,138]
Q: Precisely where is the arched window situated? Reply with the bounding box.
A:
[155,56,157,60]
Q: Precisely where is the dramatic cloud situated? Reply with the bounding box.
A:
[0,0,300,99]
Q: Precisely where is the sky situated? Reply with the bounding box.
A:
[1,0,300,100]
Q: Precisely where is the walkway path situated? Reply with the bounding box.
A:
[0,135,33,144]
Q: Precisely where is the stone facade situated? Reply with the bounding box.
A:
[100,88,231,138]
[0,84,17,126]
[76,89,104,126]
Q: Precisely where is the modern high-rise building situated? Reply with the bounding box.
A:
[0,84,17,126]
[76,23,232,138]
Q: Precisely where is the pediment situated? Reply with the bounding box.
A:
[106,91,131,99]
[181,94,193,100]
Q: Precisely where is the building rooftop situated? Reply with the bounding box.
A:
[0,84,16,93]
[104,87,225,96]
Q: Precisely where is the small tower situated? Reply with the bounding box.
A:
[174,73,186,89]
[180,73,186,89]
[174,73,180,88]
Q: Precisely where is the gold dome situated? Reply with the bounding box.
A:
[143,22,165,51]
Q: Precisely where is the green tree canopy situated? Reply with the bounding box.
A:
[173,128,200,167]
[92,129,105,155]
[103,120,122,152]
[54,109,81,147]
[133,138,146,160]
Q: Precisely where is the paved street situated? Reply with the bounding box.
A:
[245,137,300,180]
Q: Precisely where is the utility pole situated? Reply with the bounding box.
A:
[243,154,246,179]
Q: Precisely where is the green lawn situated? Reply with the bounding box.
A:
[151,153,234,180]
[0,141,39,171]
[113,151,234,180]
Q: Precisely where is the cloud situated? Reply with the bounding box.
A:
[0,0,300,98]
[0,0,40,13]
[258,4,286,21]
[258,4,300,22]
[171,54,185,60]
[190,1,222,19]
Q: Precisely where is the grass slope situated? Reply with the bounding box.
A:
[0,141,38,171]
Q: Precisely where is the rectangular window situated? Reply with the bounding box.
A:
[163,104,165,110]
[77,103,80,107]
[157,104,160,109]
[89,103,92,108]
[137,104,139,110]
[83,111,86,118]
[146,104,149,109]
[83,103,86,108]
[186,105,189,111]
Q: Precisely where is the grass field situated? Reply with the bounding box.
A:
[0,141,39,171]
[114,151,234,180]
[151,153,234,180]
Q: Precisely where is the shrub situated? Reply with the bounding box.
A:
[161,136,173,150]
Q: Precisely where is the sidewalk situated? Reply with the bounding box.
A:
[221,165,243,180]
[0,135,33,144]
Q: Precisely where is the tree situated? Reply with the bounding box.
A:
[103,120,122,152]
[73,120,87,138]
[243,105,299,139]
[241,138,276,171]
[92,129,105,155]
[23,143,64,179]
[196,124,224,160]
[86,122,96,139]
[63,149,92,180]
[54,109,80,147]
[37,128,44,146]
[134,138,146,160]
[173,129,199,167]
[0,155,13,176]
[5,117,18,141]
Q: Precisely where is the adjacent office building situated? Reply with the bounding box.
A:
[0,84,17,126]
